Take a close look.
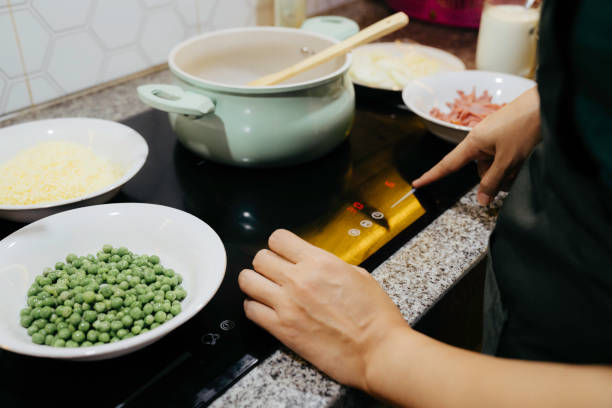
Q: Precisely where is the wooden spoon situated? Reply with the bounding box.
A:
[247,12,409,87]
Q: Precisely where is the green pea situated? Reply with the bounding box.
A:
[110,320,123,331]
[65,340,79,347]
[165,291,176,302]
[57,328,71,340]
[154,311,166,323]
[33,318,47,329]
[71,329,85,342]
[116,328,128,339]
[170,305,181,316]
[78,321,90,332]
[54,262,65,270]
[52,338,65,347]
[94,302,106,312]
[129,307,142,320]
[86,330,98,342]
[81,341,93,347]
[45,323,57,334]
[100,285,113,299]
[121,315,133,328]
[20,307,32,317]
[82,310,96,323]
[68,313,81,326]
[27,326,39,336]
[131,325,142,334]
[45,334,55,346]
[103,244,113,253]
[144,315,154,326]
[98,332,110,343]
[109,297,123,309]
[149,255,160,265]
[142,303,153,315]
[66,253,77,263]
[20,315,33,328]
[31,332,45,344]
[97,321,110,333]
[150,323,160,330]
[27,285,41,296]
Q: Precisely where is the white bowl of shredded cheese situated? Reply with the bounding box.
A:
[0,118,148,223]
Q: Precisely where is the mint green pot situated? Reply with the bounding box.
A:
[138,18,358,167]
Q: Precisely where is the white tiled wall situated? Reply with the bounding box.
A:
[0,0,353,117]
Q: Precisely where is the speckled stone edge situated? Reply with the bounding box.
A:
[209,189,504,408]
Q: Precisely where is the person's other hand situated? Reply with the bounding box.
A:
[412,87,541,205]
[238,229,408,390]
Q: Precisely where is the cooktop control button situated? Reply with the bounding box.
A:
[220,320,235,331]
[360,219,373,228]
[371,211,384,220]
[348,228,361,236]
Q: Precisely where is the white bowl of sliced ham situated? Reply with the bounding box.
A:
[402,70,536,144]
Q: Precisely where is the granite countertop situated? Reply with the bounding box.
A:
[0,1,500,406]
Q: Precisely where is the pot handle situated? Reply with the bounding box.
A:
[137,84,215,117]
[300,16,359,41]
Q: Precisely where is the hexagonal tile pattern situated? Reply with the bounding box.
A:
[176,0,216,27]
[92,0,143,49]
[4,75,60,113]
[47,32,104,93]
[0,9,50,77]
[32,0,92,32]
[0,0,26,7]
[101,49,148,82]
[211,0,255,30]
[140,7,185,64]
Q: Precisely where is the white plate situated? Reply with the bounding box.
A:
[0,118,148,222]
[402,70,536,144]
[0,203,226,360]
[349,42,465,91]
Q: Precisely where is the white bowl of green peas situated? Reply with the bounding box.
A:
[0,203,226,360]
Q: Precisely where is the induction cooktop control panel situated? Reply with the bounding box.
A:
[302,166,425,265]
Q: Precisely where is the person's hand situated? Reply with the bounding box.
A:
[238,229,409,390]
[412,87,541,205]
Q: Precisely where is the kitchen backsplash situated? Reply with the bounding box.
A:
[0,0,353,118]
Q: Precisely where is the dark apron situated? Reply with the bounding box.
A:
[482,0,612,364]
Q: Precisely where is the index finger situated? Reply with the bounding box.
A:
[268,229,319,263]
[411,139,475,188]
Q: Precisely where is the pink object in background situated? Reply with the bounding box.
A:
[386,0,484,28]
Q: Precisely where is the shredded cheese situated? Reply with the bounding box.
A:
[0,141,124,206]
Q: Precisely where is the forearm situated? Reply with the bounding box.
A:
[364,325,612,408]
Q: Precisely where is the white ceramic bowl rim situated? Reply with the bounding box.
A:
[0,203,227,359]
[402,70,537,132]
[168,26,353,95]
[350,42,466,91]
[402,70,536,132]
[0,118,148,211]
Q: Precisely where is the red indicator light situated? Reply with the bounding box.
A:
[346,207,357,214]
[353,202,364,210]
[384,180,396,188]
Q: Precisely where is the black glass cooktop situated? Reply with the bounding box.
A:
[0,101,476,407]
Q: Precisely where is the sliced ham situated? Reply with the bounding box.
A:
[429,87,505,127]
